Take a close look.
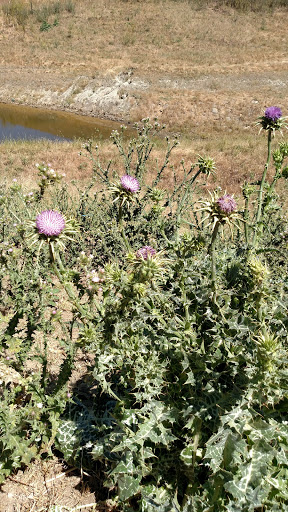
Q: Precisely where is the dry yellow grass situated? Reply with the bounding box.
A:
[0,0,288,191]
[1,0,287,76]
[0,128,277,199]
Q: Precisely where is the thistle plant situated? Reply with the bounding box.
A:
[199,192,239,304]
[2,113,288,511]
[36,162,65,199]
[253,106,287,248]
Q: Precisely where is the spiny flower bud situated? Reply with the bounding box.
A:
[197,155,216,176]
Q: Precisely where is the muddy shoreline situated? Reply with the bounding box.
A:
[0,67,143,124]
[1,66,288,134]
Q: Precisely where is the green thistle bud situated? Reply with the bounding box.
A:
[279,141,288,158]
[148,188,165,203]
[242,181,256,199]
[273,148,283,169]
[247,256,269,286]
[255,329,280,373]
[197,155,216,176]
[104,262,123,285]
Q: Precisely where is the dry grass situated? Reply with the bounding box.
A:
[0,0,287,76]
[0,0,287,192]
[0,125,278,198]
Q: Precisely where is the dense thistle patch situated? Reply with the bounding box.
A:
[110,175,140,207]
[258,106,286,134]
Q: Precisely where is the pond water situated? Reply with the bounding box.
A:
[0,102,124,142]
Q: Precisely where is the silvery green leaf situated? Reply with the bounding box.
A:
[117,473,142,501]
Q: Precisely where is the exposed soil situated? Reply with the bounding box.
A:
[1,66,288,129]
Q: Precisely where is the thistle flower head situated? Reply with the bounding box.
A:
[264,106,282,121]
[120,175,140,193]
[27,210,78,261]
[257,106,286,134]
[198,191,241,236]
[136,246,156,260]
[217,194,237,214]
[36,210,65,236]
[110,175,140,208]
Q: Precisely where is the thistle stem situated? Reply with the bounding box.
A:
[52,250,89,321]
[210,221,220,305]
[243,195,250,246]
[118,204,131,252]
[252,128,272,248]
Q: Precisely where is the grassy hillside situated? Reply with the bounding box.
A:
[0,0,288,190]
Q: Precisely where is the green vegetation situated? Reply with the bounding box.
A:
[2,0,76,29]
[1,113,288,510]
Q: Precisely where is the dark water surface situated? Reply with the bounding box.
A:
[0,102,123,142]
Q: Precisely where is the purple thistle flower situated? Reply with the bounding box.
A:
[120,175,140,193]
[36,210,65,236]
[136,246,156,260]
[217,195,237,214]
[264,106,282,121]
